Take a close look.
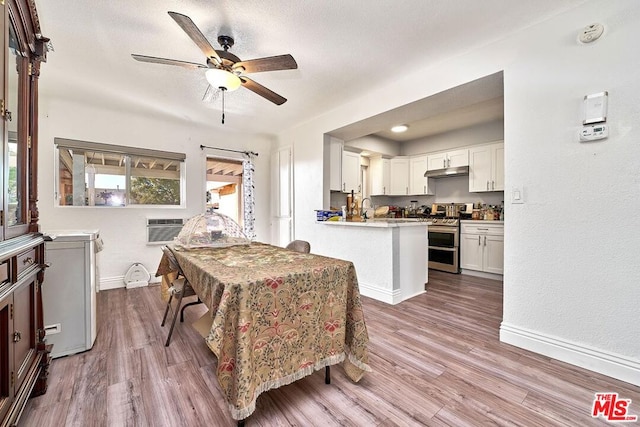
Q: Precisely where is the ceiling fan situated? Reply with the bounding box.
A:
[132,11,297,114]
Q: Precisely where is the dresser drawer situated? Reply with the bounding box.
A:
[0,261,7,284]
[16,249,37,276]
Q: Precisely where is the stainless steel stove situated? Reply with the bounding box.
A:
[427,216,460,273]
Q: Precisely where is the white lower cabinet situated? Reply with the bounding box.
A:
[460,222,504,274]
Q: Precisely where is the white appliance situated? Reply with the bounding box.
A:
[42,230,101,358]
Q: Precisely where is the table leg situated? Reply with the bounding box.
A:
[325,366,331,384]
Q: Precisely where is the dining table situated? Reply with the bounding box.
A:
[156,242,371,421]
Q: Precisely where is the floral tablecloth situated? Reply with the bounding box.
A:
[156,242,371,420]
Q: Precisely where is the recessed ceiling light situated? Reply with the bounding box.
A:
[391,125,408,133]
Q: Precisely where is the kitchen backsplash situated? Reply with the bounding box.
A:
[330,175,504,210]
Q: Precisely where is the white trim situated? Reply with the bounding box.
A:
[500,322,640,386]
[358,282,403,305]
[100,276,126,290]
[461,269,503,281]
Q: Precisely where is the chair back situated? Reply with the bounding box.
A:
[286,240,311,254]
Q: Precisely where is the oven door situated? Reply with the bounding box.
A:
[428,226,459,248]
[428,247,459,273]
[428,226,460,273]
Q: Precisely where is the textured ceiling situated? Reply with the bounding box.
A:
[35,0,587,137]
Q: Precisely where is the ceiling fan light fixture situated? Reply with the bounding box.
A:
[206,68,241,91]
[391,124,409,133]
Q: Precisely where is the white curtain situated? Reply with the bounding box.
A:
[242,158,256,240]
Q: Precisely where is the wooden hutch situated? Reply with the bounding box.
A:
[0,0,51,425]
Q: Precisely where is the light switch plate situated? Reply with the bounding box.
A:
[511,187,524,204]
[583,91,608,125]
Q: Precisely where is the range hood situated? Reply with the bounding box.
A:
[424,165,469,178]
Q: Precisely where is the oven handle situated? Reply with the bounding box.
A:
[428,246,457,252]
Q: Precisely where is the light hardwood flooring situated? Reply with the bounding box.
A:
[20,270,640,426]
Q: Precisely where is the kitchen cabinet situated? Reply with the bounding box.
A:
[409,155,434,195]
[469,142,504,192]
[329,139,360,193]
[370,156,390,196]
[342,150,361,193]
[0,1,51,425]
[460,222,504,274]
[389,157,410,195]
[427,148,469,170]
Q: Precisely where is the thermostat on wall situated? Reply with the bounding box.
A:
[580,124,608,142]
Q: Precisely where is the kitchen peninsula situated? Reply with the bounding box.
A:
[318,219,429,304]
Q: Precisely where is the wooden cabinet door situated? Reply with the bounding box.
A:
[342,151,360,194]
[409,155,429,195]
[390,158,409,195]
[469,145,492,192]
[483,234,504,274]
[492,143,505,191]
[427,153,447,170]
[460,233,483,271]
[0,297,12,421]
[370,157,390,196]
[447,149,469,168]
[12,280,36,395]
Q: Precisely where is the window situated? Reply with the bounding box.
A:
[54,138,186,207]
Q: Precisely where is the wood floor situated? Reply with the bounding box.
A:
[21,270,639,426]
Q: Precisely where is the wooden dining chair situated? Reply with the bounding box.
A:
[285,240,311,253]
[160,245,202,346]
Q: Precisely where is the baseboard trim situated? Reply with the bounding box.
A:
[100,276,125,291]
[500,322,640,386]
[358,283,402,305]
[461,269,503,281]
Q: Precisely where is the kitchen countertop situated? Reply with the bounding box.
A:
[318,218,431,227]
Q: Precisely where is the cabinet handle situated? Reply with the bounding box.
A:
[383,186,386,195]
[443,159,446,168]
[13,331,21,343]
[23,257,34,265]
[484,236,487,246]
[478,236,481,245]
[447,158,451,167]
[492,180,495,190]
[343,183,345,192]
[358,184,361,193]
[486,181,489,190]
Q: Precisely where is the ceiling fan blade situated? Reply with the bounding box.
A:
[240,77,287,105]
[233,54,297,74]
[131,54,207,70]
[202,85,221,103]
[168,11,221,63]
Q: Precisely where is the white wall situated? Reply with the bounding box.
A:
[38,97,274,288]
[401,120,504,155]
[278,0,640,385]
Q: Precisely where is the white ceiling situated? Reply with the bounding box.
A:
[35,0,587,137]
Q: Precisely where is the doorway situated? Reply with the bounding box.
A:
[206,157,244,226]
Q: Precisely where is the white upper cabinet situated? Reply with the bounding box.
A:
[329,139,343,191]
[370,156,390,196]
[390,157,410,195]
[409,155,435,195]
[342,150,361,193]
[469,142,504,192]
[329,139,361,193]
[427,148,469,170]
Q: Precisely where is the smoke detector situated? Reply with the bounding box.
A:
[578,23,604,44]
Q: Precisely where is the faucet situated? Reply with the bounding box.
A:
[361,197,374,220]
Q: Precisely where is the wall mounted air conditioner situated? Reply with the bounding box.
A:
[146,218,184,244]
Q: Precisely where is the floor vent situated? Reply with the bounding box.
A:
[147,218,184,244]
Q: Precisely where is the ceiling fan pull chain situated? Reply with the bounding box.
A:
[221,87,226,124]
